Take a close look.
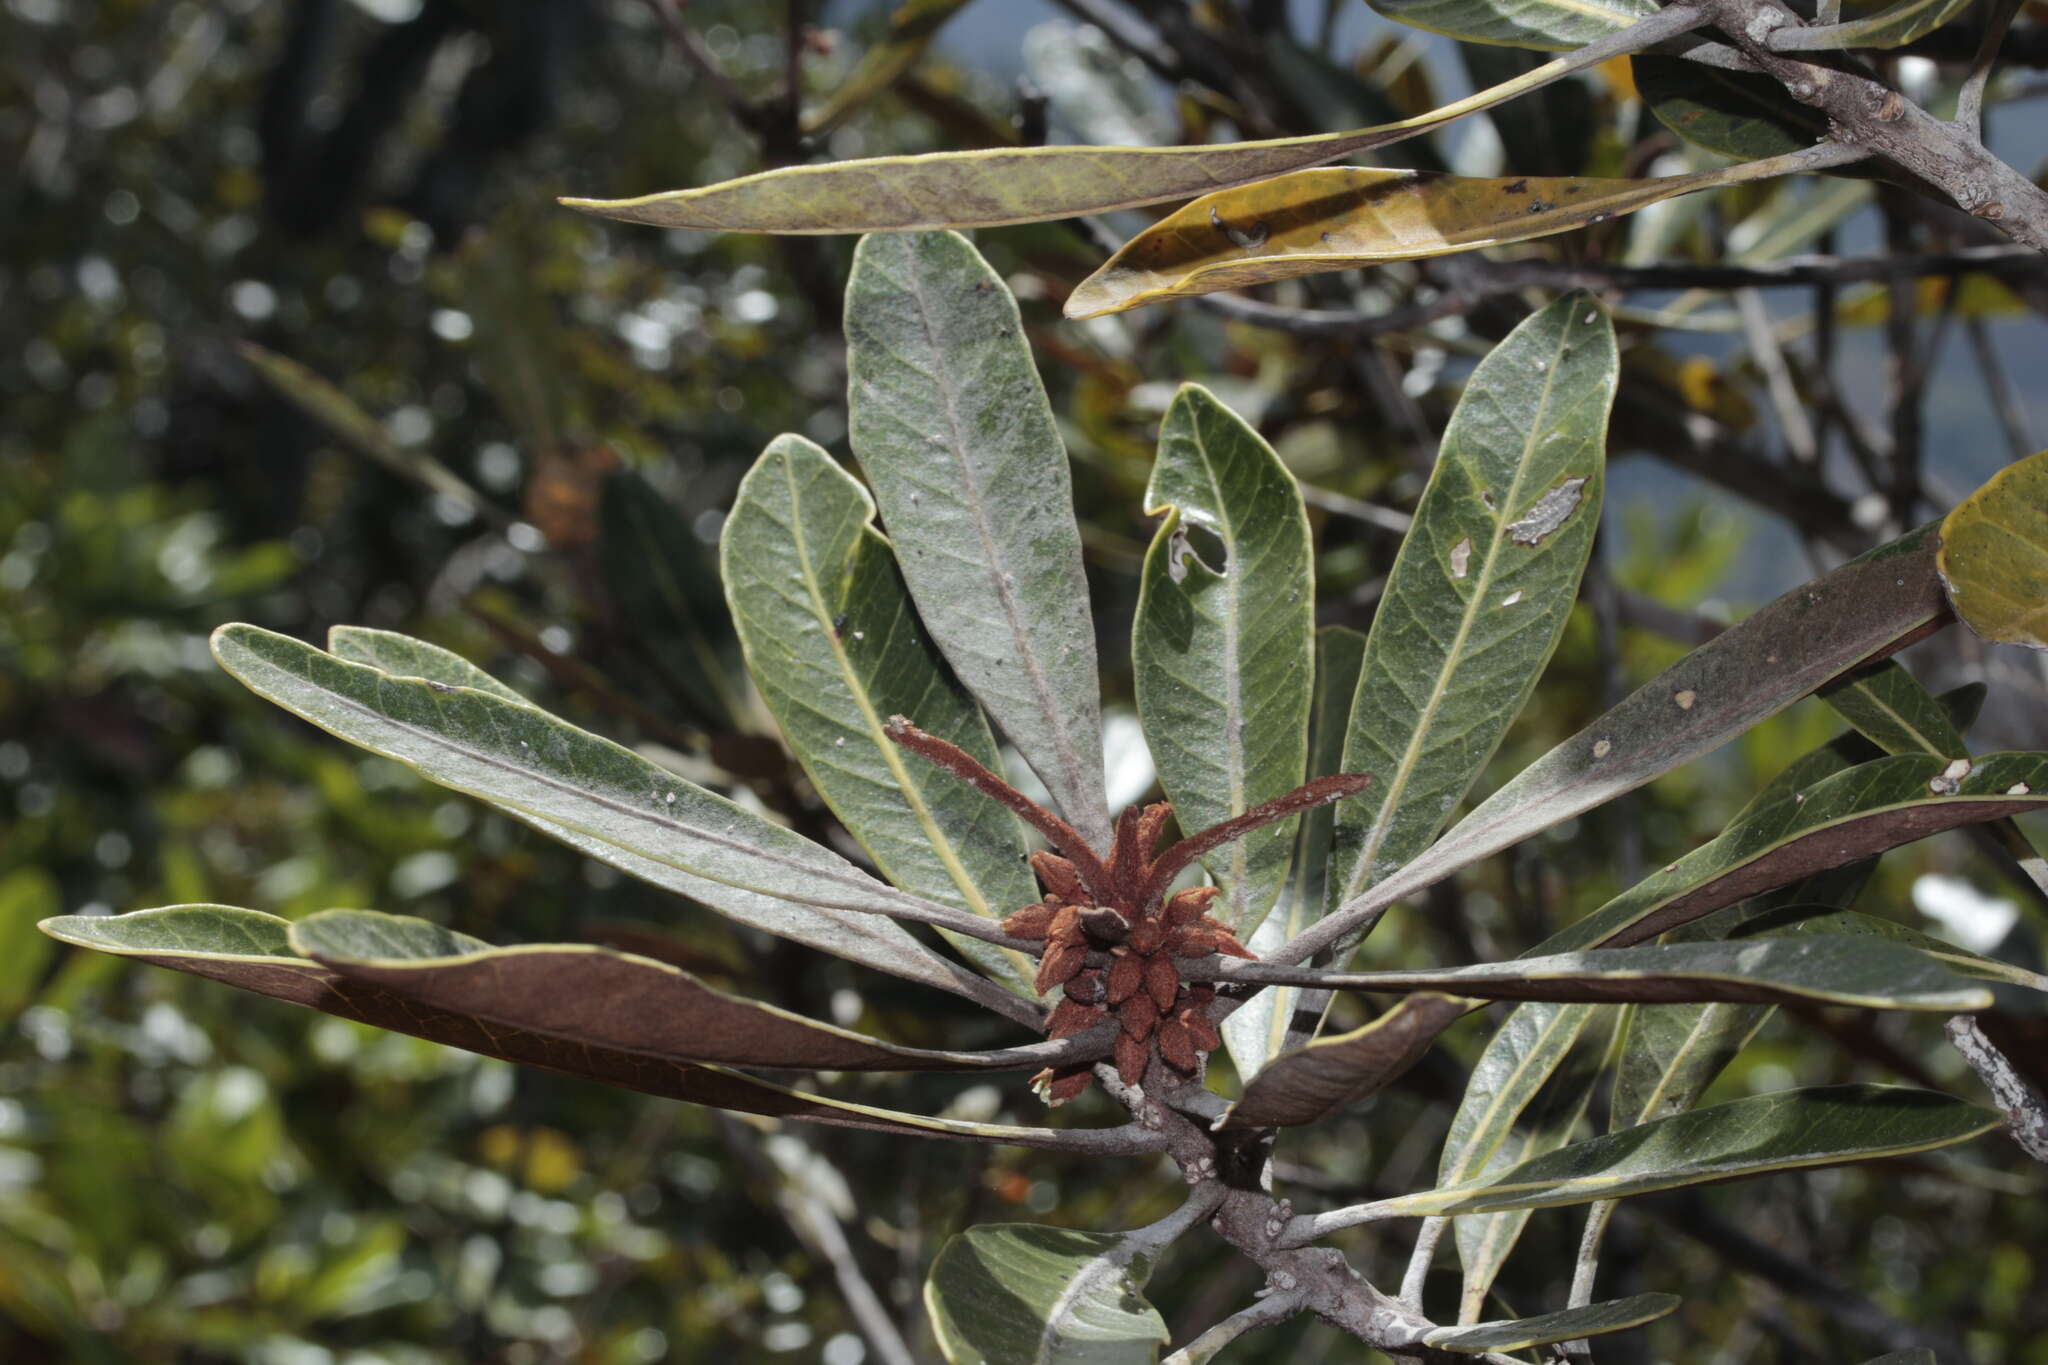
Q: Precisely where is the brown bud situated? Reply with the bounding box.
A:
[1115,1032,1149,1087]
[1164,886,1221,926]
[1048,904,1083,942]
[1181,1005,1222,1053]
[1047,996,1105,1040]
[1135,801,1173,857]
[1120,991,1158,1040]
[1157,1017,1198,1071]
[1035,939,1087,994]
[1029,851,1089,903]
[1144,953,1180,1012]
[1129,916,1165,955]
[1213,927,1256,959]
[1165,925,1217,958]
[1185,984,1217,1010]
[1037,1066,1092,1106]
[1078,905,1130,943]
[1106,952,1143,1005]
[1000,902,1057,940]
[1063,969,1104,1005]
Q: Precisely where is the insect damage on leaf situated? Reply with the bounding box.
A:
[884,715,1370,1104]
[1506,476,1589,546]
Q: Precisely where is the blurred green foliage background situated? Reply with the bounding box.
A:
[4,1,2044,1361]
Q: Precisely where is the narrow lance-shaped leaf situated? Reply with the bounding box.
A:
[1531,752,2048,954]
[1134,385,1313,937]
[212,623,1018,1013]
[926,1208,1213,1365]
[327,626,527,703]
[846,231,1111,848]
[1818,659,1966,760]
[1444,1003,1608,1321]
[1328,293,1614,937]
[1366,1085,1999,1217]
[1369,0,1656,50]
[1066,163,1825,318]
[1731,679,1983,826]
[559,6,1705,233]
[723,434,1040,993]
[1221,993,1473,1129]
[1938,446,2048,651]
[1768,0,1976,51]
[1279,524,1954,967]
[289,909,1084,1072]
[1424,1293,1680,1353]
[599,470,747,730]
[1729,905,2048,991]
[36,908,1127,1150]
[1221,627,1366,1079]
[1634,56,1830,162]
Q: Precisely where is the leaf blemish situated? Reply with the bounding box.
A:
[1506,476,1589,546]
[1449,537,1472,579]
[1674,689,1696,710]
[1501,590,1523,606]
[1592,738,1611,758]
[1208,207,1269,252]
[2008,782,2031,795]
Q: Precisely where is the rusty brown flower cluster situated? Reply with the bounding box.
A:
[883,714,1372,1107]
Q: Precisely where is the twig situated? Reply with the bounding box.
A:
[1398,1216,1447,1308]
[1736,287,1818,465]
[1163,1290,1306,1364]
[1946,1014,2048,1164]
[1299,484,1416,535]
[638,0,767,136]
[1957,0,2026,137]
[1964,316,2035,461]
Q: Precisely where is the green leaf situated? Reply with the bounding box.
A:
[237,342,499,522]
[1369,0,1655,49]
[1731,679,1983,826]
[1225,936,1997,1008]
[290,908,1077,1071]
[1221,993,1472,1129]
[1534,752,2048,953]
[1283,526,1953,966]
[1938,446,2048,651]
[1328,294,1616,933]
[723,434,1039,993]
[558,26,1691,235]
[326,626,527,703]
[1855,1353,1936,1365]
[846,232,1111,847]
[1819,659,1967,760]
[1439,1002,1607,1317]
[599,470,747,730]
[1424,1292,1680,1351]
[210,623,1018,1013]
[1221,626,1367,1078]
[1134,385,1313,936]
[1770,0,1976,50]
[1727,905,2048,990]
[801,0,974,138]
[1066,168,1794,318]
[0,868,60,1016]
[38,907,1115,1149]
[1369,1085,1999,1217]
[1635,56,1828,161]
[925,1224,1171,1365]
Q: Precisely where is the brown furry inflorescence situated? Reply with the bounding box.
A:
[884,715,1371,1106]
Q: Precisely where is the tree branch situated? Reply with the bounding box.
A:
[1946,1014,2048,1164]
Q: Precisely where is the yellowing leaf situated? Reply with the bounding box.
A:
[1938,447,2048,650]
[1064,162,1797,318]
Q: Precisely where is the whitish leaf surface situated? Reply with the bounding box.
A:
[560,32,1693,235]
[846,232,1111,848]
[1222,994,1472,1128]
[1326,294,1615,946]
[212,624,1010,1009]
[1066,168,1795,317]
[1134,385,1313,935]
[1221,627,1366,1078]
[1939,447,2048,651]
[1770,0,1976,50]
[290,909,1077,1072]
[326,626,528,703]
[1368,1085,1998,1216]
[1438,1002,1605,1317]
[37,908,1109,1149]
[599,470,747,728]
[1279,526,1953,967]
[1368,0,1655,48]
[723,434,1039,991]
[1532,752,2048,953]
[1424,1293,1680,1352]
[925,1224,1170,1364]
